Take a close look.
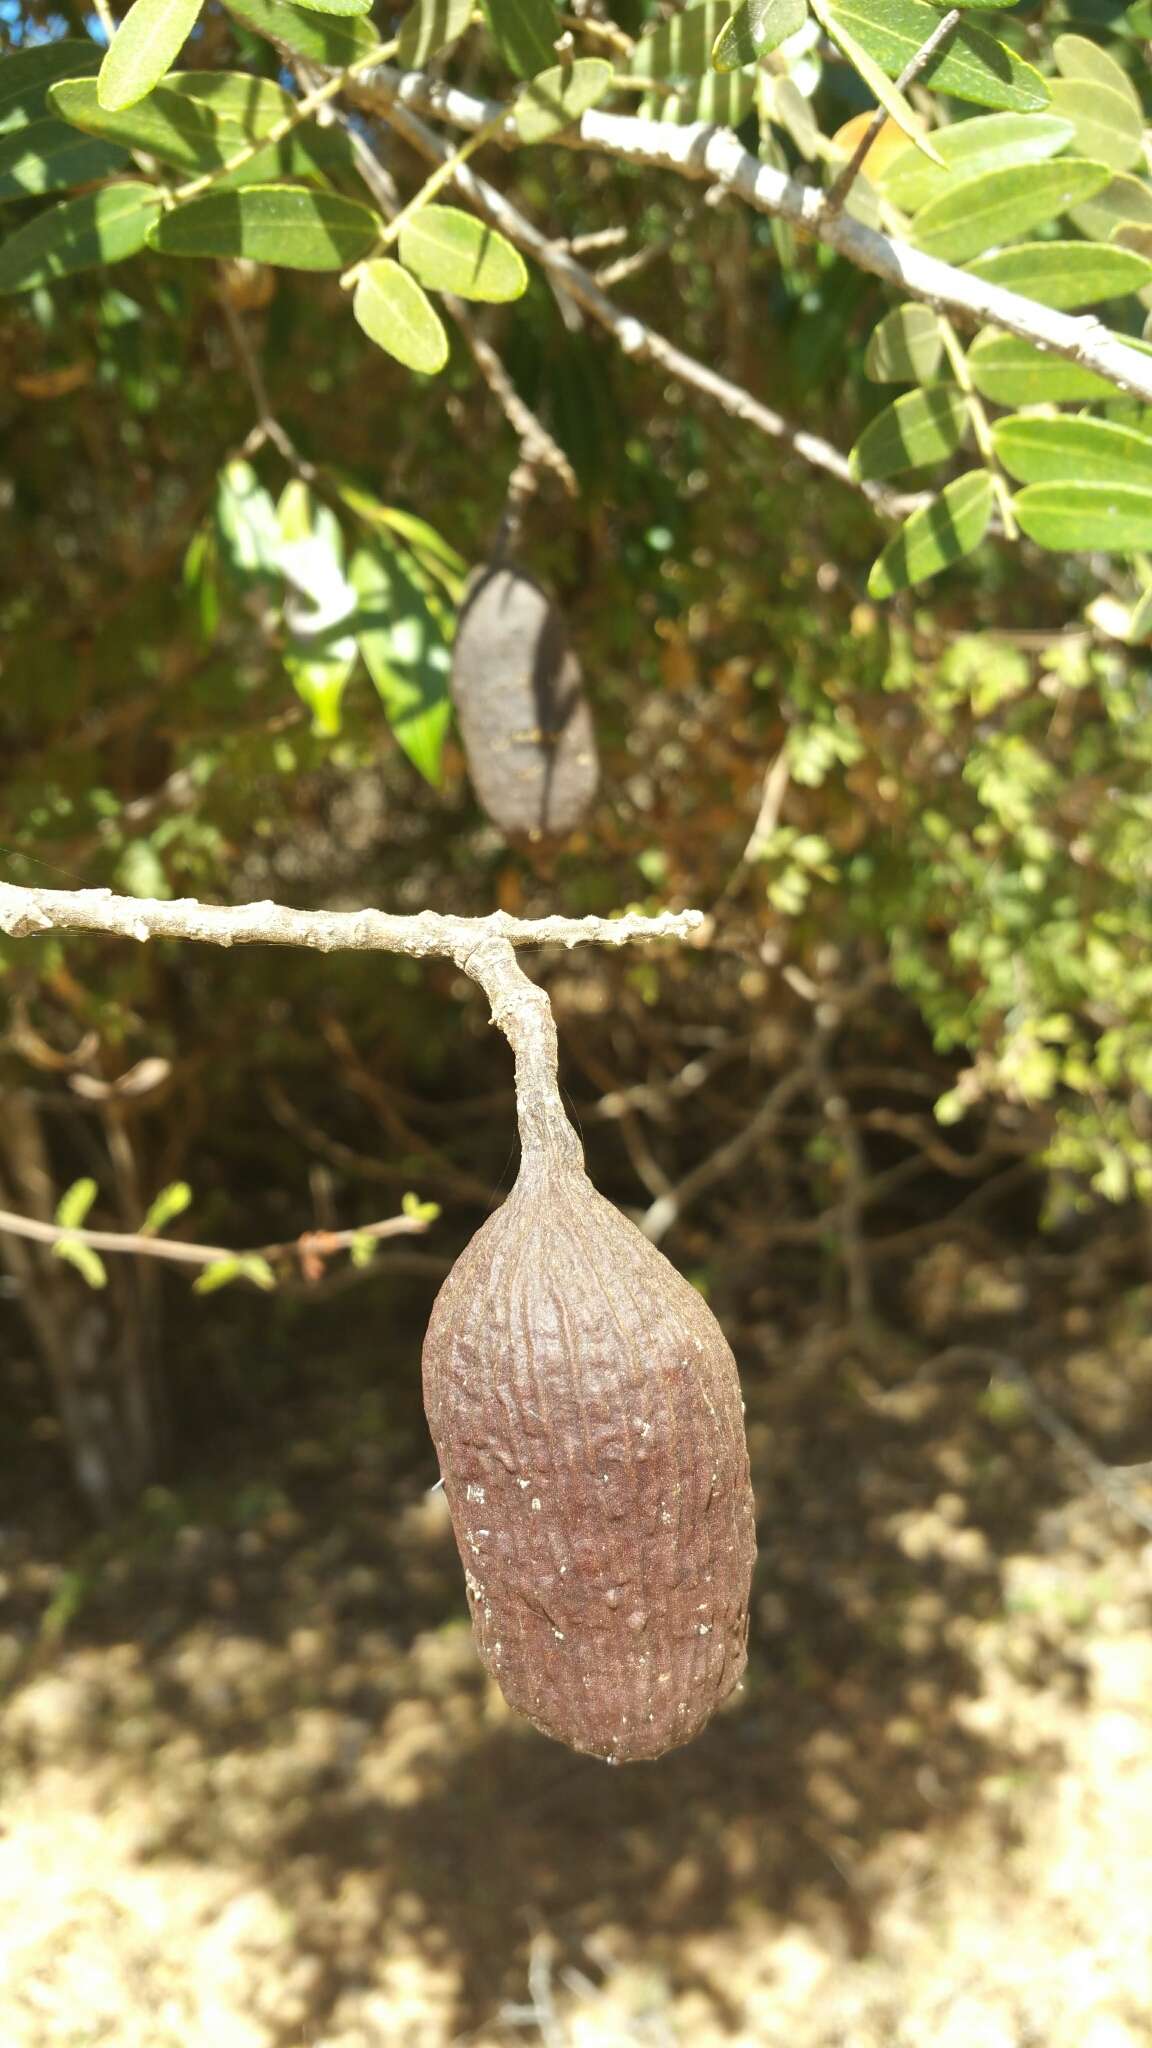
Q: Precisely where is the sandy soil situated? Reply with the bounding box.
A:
[2,1292,1152,2047]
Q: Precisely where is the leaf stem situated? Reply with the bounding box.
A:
[937,313,1018,540]
[171,37,399,206]
[822,5,959,214]
[340,111,507,287]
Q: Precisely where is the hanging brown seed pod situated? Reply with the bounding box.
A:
[422,1068,756,1764]
[450,563,600,838]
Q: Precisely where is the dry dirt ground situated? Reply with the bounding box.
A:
[3,1269,1152,2047]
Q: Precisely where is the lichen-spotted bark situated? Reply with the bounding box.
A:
[450,563,600,838]
[422,1142,756,1763]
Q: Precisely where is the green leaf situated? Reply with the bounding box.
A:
[51,72,350,186]
[353,258,449,372]
[0,41,102,134]
[1069,172,1152,244]
[141,1181,193,1234]
[333,480,466,589]
[867,469,994,597]
[992,415,1152,489]
[1049,77,1143,172]
[851,386,968,479]
[813,0,943,161]
[401,1190,441,1221]
[223,0,378,63]
[967,329,1117,405]
[631,1,733,75]
[1014,481,1152,553]
[911,158,1110,262]
[514,58,613,142]
[289,0,371,16]
[350,541,453,784]
[147,183,379,267]
[966,239,1152,310]
[1053,31,1140,112]
[216,459,282,576]
[0,118,128,201]
[480,0,557,77]
[349,1230,378,1267]
[193,1253,276,1293]
[98,0,205,112]
[0,181,162,294]
[398,0,474,64]
[865,303,943,383]
[712,0,806,70]
[53,1239,108,1289]
[56,1178,98,1229]
[399,204,527,302]
[284,642,357,734]
[818,0,1049,113]
[880,111,1073,213]
[668,68,756,123]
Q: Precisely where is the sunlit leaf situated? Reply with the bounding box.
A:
[813,0,943,161]
[148,182,379,266]
[967,329,1117,405]
[712,0,806,71]
[334,479,467,591]
[851,386,968,478]
[1049,77,1142,172]
[911,158,1110,262]
[223,0,377,63]
[399,205,527,302]
[880,111,1073,213]
[867,469,994,597]
[98,0,204,111]
[864,303,943,384]
[480,0,557,77]
[397,0,474,64]
[966,240,1152,310]
[141,1181,193,1235]
[53,1239,108,1288]
[1014,481,1152,552]
[992,416,1152,489]
[353,258,449,372]
[515,59,613,142]
[350,542,453,784]
[0,118,127,200]
[51,72,350,184]
[56,1178,98,1229]
[194,1253,276,1292]
[819,0,1049,113]
[1070,171,1152,244]
[1053,31,1140,111]
[288,0,371,17]
[215,459,282,576]
[0,181,162,294]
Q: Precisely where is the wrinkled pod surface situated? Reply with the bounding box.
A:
[422,1133,756,1763]
[450,562,600,838]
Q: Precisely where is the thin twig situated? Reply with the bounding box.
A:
[355,98,924,518]
[0,1205,429,1270]
[352,67,1152,406]
[823,9,961,216]
[217,287,319,482]
[335,108,577,500]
